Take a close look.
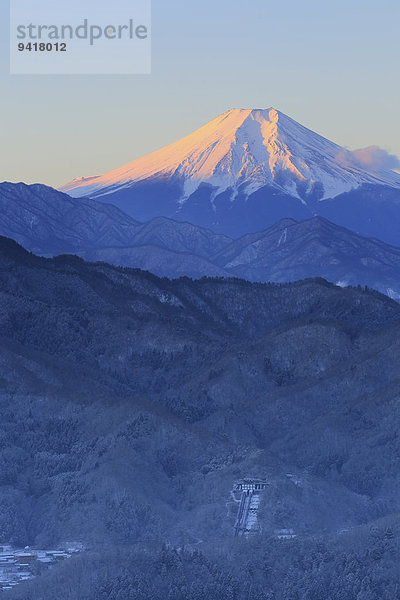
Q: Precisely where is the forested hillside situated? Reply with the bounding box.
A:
[1,236,400,599]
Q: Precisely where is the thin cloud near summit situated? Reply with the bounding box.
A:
[337,145,400,172]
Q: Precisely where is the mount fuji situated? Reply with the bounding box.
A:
[60,108,400,242]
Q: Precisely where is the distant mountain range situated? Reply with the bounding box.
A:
[2,182,400,299]
[59,108,400,243]
[0,181,228,255]
[213,217,400,300]
[0,181,142,254]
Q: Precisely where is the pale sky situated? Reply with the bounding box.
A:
[0,0,399,188]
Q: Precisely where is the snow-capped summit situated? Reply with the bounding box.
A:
[60,108,400,202]
[59,108,400,240]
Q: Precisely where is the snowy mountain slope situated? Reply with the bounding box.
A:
[59,108,400,241]
[60,108,400,202]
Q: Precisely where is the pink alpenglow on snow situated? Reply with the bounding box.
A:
[60,108,400,202]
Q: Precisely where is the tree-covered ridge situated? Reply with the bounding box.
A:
[1,237,400,598]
